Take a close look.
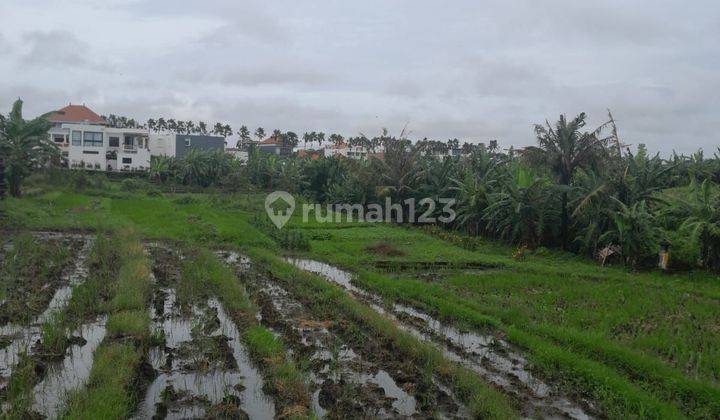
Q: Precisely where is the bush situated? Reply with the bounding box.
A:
[119,178,147,192]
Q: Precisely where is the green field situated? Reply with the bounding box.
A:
[1,181,719,419]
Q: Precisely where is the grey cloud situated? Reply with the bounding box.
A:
[20,30,108,71]
[0,0,718,155]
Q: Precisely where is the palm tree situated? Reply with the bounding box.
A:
[255,127,265,142]
[677,180,720,271]
[524,113,610,249]
[157,117,167,132]
[599,200,661,268]
[167,119,177,133]
[373,137,422,201]
[329,133,344,146]
[0,99,58,197]
[302,132,314,148]
[483,166,558,247]
[222,124,232,138]
[237,125,251,148]
[148,155,173,183]
[178,149,209,186]
[198,121,208,135]
[450,146,499,234]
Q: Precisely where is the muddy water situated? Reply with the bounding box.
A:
[219,251,467,419]
[285,258,595,420]
[31,317,107,419]
[0,236,94,385]
[136,287,275,419]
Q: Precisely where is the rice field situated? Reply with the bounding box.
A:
[0,185,718,419]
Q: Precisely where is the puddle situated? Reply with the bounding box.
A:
[359,370,416,416]
[0,236,94,385]
[31,317,107,419]
[221,254,462,419]
[285,258,594,419]
[37,237,95,324]
[136,287,275,419]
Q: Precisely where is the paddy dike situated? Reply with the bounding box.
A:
[137,245,275,419]
[219,250,468,419]
[285,257,598,419]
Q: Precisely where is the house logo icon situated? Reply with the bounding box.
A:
[264,191,295,229]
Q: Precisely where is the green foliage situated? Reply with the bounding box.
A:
[252,213,310,251]
[600,200,662,268]
[672,180,720,270]
[0,99,58,197]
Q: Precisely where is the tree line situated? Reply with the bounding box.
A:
[145,113,720,271]
[2,99,719,271]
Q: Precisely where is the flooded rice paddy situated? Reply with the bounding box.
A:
[0,232,597,419]
[285,257,596,419]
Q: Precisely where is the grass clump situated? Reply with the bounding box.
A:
[246,246,517,420]
[3,353,40,418]
[63,343,143,419]
[180,247,310,415]
[63,228,153,419]
[0,233,72,323]
[107,310,150,339]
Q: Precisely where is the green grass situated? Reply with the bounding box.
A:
[0,233,72,322]
[3,353,40,418]
[107,310,150,339]
[246,246,517,419]
[4,184,720,418]
[63,229,152,419]
[179,247,310,415]
[295,225,720,418]
[62,343,143,420]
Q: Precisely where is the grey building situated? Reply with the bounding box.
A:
[174,134,225,158]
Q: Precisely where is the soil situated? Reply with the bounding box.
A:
[0,235,85,325]
[222,252,467,419]
[365,242,407,257]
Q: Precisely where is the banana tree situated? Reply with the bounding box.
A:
[0,99,58,197]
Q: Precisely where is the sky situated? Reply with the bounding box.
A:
[0,0,718,154]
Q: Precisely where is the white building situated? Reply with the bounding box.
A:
[225,148,249,164]
[323,143,369,160]
[47,104,151,172]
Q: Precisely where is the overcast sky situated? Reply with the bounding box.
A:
[0,0,718,153]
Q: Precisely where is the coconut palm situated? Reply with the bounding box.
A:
[237,125,251,148]
[254,127,265,142]
[0,99,58,197]
[484,166,558,247]
[524,113,611,248]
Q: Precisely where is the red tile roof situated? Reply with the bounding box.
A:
[259,135,280,145]
[47,104,106,124]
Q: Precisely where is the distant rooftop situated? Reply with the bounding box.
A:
[47,104,106,125]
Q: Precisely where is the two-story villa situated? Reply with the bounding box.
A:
[47,104,150,171]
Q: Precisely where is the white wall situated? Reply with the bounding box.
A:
[62,123,151,172]
[148,133,176,157]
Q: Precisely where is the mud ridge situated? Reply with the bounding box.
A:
[285,257,598,419]
[220,250,468,419]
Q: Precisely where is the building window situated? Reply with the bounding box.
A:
[72,131,82,146]
[52,134,65,143]
[83,131,103,147]
[83,150,99,155]
[185,138,191,147]
[122,157,132,164]
[109,136,120,147]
